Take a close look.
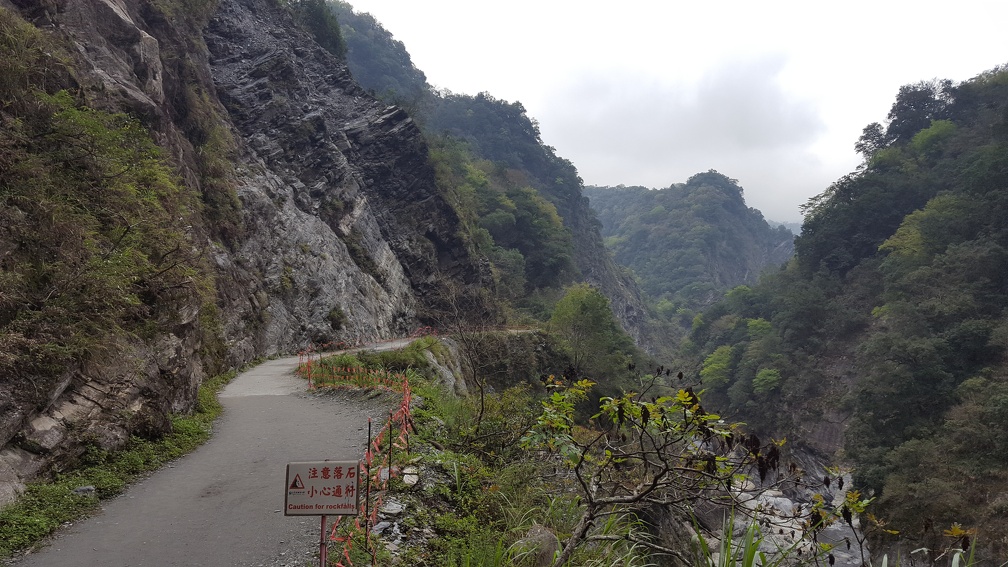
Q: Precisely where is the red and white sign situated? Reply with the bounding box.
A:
[284,461,360,516]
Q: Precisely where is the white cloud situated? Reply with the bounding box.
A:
[345,0,1008,221]
[532,55,834,220]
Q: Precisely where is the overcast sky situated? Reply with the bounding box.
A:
[344,0,1007,222]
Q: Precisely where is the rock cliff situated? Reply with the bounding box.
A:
[0,0,488,504]
[204,0,487,355]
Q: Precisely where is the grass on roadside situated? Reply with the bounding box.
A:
[0,366,247,558]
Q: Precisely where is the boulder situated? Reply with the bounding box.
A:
[512,524,559,567]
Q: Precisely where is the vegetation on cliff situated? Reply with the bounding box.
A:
[429,138,577,298]
[285,0,347,58]
[0,7,216,419]
[330,1,427,107]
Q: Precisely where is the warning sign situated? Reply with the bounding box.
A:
[284,461,360,516]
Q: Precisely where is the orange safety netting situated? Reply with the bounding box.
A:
[295,340,418,566]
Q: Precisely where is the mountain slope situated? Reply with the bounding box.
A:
[424,91,650,343]
[685,68,1008,559]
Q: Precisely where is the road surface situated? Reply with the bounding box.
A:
[11,356,397,567]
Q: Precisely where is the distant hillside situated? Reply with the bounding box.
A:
[771,221,802,235]
[584,173,794,312]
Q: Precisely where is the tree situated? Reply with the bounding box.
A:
[855,122,886,161]
[549,284,629,377]
[752,368,781,394]
[509,187,576,289]
[884,80,952,144]
[427,280,499,433]
[289,0,346,58]
[522,380,796,566]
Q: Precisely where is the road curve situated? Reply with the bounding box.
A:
[12,356,396,567]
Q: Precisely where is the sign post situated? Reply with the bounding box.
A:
[285,461,361,567]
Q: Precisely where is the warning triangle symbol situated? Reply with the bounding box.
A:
[289,474,304,490]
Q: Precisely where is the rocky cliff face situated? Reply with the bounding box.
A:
[204,0,487,357]
[0,0,487,504]
[562,193,650,349]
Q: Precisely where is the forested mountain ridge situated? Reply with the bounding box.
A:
[687,69,1008,559]
[584,173,795,313]
[424,92,651,343]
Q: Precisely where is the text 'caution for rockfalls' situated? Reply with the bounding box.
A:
[284,461,360,516]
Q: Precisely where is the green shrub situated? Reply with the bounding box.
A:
[752,368,781,394]
[318,352,364,370]
[327,306,347,330]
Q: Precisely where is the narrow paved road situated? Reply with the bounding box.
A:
[12,356,397,567]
